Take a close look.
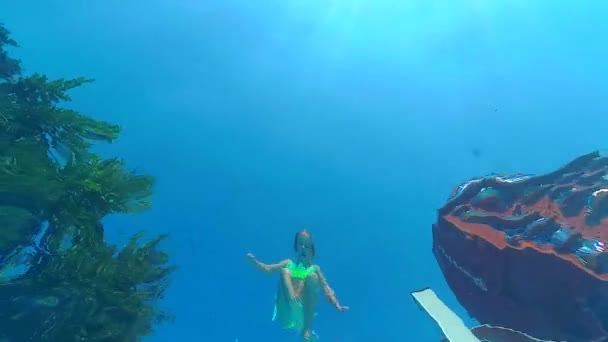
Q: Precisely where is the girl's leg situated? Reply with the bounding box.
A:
[274,279,291,328]
[275,271,299,330]
[301,273,320,340]
[281,268,297,300]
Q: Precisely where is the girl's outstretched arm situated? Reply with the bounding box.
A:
[316,266,349,311]
[247,253,290,273]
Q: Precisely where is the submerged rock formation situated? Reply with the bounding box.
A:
[434,151,608,342]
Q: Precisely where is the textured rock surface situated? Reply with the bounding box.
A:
[440,325,554,342]
[434,151,608,342]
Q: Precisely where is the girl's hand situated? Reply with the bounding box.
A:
[336,304,349,312]
[246,253,257,263]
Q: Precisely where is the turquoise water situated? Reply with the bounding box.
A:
[2,1,608,341]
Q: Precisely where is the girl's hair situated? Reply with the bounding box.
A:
[294,229,316,257]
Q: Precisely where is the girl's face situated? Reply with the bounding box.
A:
[296,234,314,262]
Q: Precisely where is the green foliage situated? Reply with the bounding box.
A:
[0,24,21,78]
[26,232,177,341]
[53,155,155,227]
[0,206,39,253]
[0,25,176,341]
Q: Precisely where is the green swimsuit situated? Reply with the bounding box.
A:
[285,260,316,279]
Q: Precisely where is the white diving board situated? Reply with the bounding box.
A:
[410,287,480,342]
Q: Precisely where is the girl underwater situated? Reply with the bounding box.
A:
[247,229,348,341]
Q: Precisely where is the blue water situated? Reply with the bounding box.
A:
[2,1,608,341]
